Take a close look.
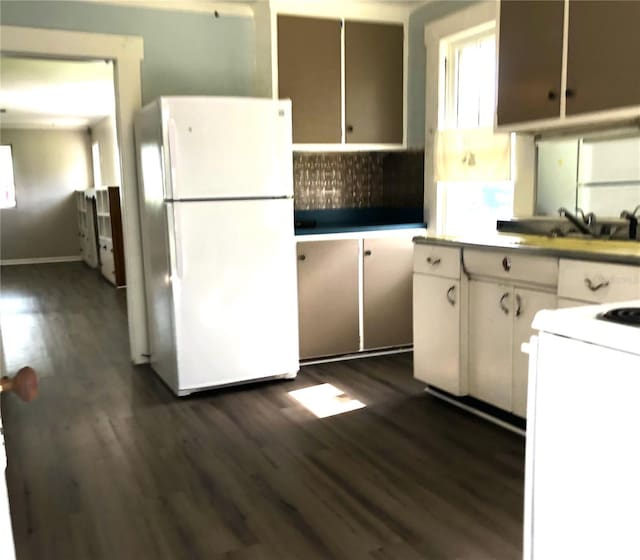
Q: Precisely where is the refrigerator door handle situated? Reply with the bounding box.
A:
[167,204,183,279]
[167,118,178,199]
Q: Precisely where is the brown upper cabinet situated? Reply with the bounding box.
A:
[277,15,405,146]
[497,1,565,126]
[277,15,342,143]
[497,0,640,130]
[345,21,404,144]
[565,1,640,116]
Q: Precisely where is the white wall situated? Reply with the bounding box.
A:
[91,114,121,187]
[0,128,92,261]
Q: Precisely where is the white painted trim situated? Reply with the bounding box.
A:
[425,387,525,436]
[85,0,253,17]
[0,256,82,266]
[423,2,498,234]
[340,18,346,145]
[293,143,406,152]
[495,106,640,135]
[271,1,412,23]
[358,238,364,351]
[1,25,147,365]
[560,0,570,119]
[301,346,412,366]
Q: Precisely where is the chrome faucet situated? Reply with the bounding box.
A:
[558,207,594,235]
[620,205,640,240]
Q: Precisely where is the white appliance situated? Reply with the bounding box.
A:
[1,403,16,560]
[524,301,640,559]
[134,97,299,396]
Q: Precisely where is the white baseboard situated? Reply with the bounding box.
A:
[0,255,82,266]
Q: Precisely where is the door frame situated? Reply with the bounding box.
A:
[1,25,149,363]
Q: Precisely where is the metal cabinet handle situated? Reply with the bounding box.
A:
[298,254,306,261]
[515,293,522,317]
[584,278,609,292]
[502,256,511,272]
[427,257,441,266]
[565,88,575,98]
[364,250,372,256]
[499,292,510,314]
[547,90,557,100]
[446,285,456,306]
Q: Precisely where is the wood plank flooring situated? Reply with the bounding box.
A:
[0,263,525,559]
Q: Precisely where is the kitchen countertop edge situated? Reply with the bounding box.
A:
[413,235,640,266]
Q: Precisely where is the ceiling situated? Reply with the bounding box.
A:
[0,57,116,130]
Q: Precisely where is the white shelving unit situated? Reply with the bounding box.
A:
[76,190,98,268]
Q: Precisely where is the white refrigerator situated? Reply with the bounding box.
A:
[134,97,299,396]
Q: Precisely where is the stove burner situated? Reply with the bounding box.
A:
[598,307,640,327]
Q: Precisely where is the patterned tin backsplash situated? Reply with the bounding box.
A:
[293,151,424,210]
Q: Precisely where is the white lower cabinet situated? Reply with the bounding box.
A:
[511,288,557,417]
[468,281,556,417]
[468,281,514,410]
[413,274,463,395]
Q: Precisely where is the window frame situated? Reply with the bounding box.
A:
[0,143,17,209]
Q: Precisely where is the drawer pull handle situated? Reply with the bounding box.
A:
[499,292,510,314]
[427,257,441,266]
[364,250,372,257]
[446,285,456,306]
[584,278,609,292]
[502,256,511,272]
[298,254,306,261]
[515,294,522,317]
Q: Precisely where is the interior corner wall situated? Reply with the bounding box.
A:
[407,0,478,148]
[0,128,92,261]
[91,115,122,187]
[0,1,255,103]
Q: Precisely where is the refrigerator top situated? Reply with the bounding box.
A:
[145,97,294,201]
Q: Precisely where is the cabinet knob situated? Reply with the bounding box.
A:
[426,257,441,266]
[346,125,354,133]
[364,250,372,257]
[502,256,511,272]
[298,254,306,261]
[547,90,557,101]
[565,88,575,98]
[515,293,522,317]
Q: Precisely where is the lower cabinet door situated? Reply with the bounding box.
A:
[511,289,557,418]
[363,236,413,349]
[297,240,360,359]
[468,280,513,410]
[413,274,462,395]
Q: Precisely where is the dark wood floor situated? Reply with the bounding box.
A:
[1,263,525,560]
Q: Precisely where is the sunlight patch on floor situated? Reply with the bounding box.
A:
[288,383,365,418]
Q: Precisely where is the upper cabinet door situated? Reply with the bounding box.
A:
[277,15,342,144]
[344,21,404,144]
[497,1,565,125]
[566,1,640,116]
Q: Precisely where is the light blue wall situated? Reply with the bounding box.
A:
[407,0,478,147]
[0,1,255,103]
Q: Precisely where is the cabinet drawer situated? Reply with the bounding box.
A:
[558,259,640,303]
[463,249,558,286]
[413,244,460,279]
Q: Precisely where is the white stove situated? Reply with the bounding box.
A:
[524,300,640,560]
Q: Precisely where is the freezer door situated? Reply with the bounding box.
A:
[161,97,293,200]
[167,199,299,392]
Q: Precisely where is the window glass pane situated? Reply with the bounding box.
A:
[438,181,514,236]
[0,145,16,209]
